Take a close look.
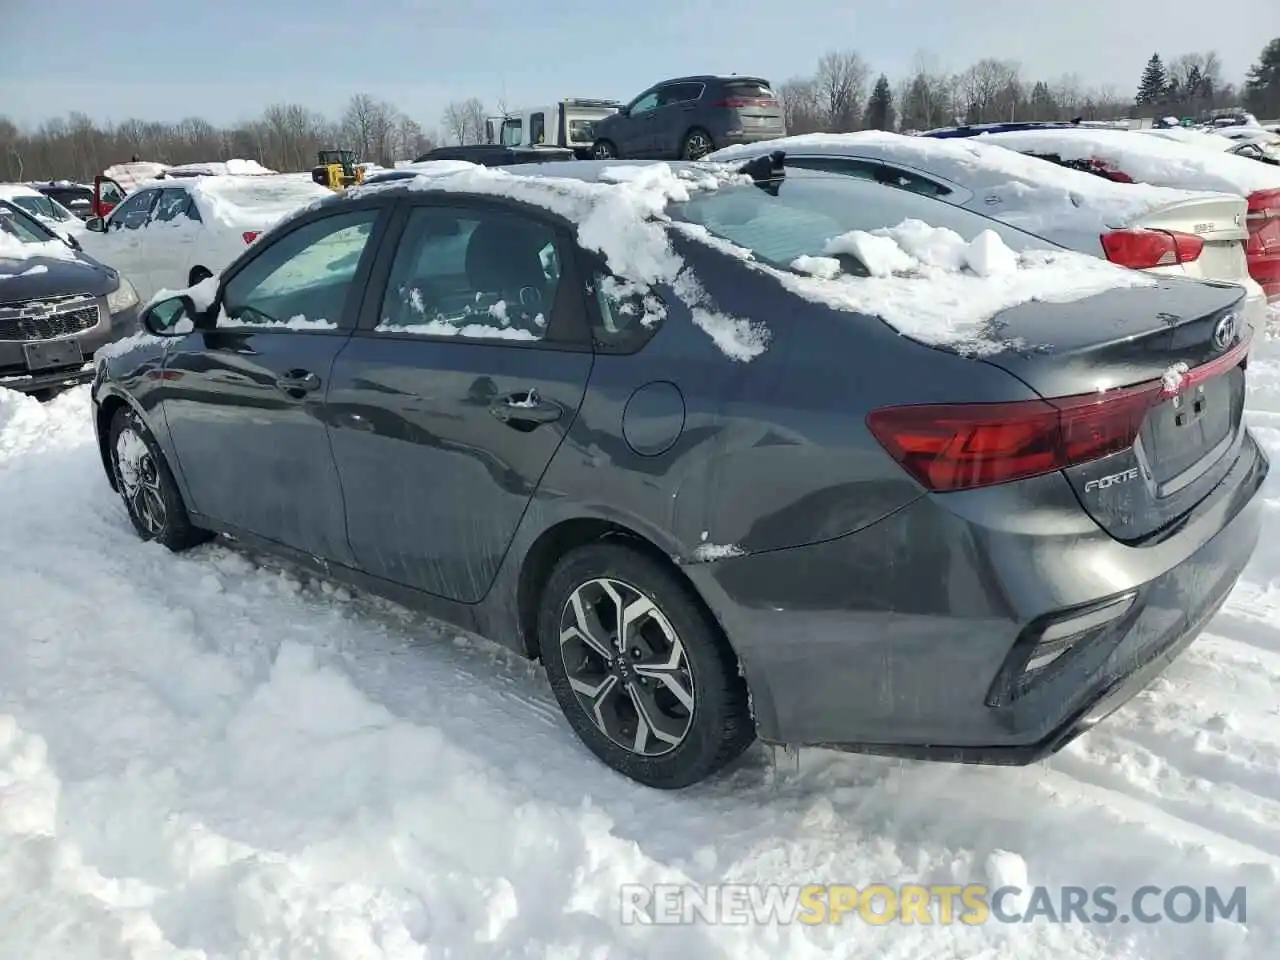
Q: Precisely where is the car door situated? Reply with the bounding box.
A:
[326,200,594,603]
[82,188,160,298]
[653,82,701,158]
[159,203,389,564]
[618,89,661,157]
[144,187,204,294]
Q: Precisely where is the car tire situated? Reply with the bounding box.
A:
[680,128,715,160]
[188,266,213,287]
[539,541,755,788]
[108,406,212,552]
[591,139,618,160]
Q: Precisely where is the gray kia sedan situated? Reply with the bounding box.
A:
[90,157,1266,789]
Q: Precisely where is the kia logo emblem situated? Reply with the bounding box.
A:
[1212,312,1237,351]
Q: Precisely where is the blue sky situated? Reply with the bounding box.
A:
[5,0,1276,131]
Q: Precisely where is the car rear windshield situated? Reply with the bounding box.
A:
[668,173,1050,270]
[722,80,776,99]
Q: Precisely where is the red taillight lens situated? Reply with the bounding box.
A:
[866,334,1251,492]
[1100,228,1204,269]
[1245,189,1280,301]
[713,97,777,109]
[242,231,261,244]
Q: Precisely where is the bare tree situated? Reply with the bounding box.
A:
[814,50,870,132]
[777,77,822,135]
[440,98,488,145]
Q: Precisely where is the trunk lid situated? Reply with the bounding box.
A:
[721,79,785,134]
[1129,194,1252,285]
[981,278,1251,541]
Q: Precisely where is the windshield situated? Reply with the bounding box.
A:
[0,201,53,244]
[568,119,596,142]
[9,194,62,221]
[669,173,1051,270]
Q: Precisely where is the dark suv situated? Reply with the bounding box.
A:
[590,75,784,160]
[30,180,95,220]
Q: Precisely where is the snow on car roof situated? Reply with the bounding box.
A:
[705,131,1230,234]
[136,173,335,231]
[1136,127,1238,153]
[375,160,1151,358]
[0,183,43,199]
[162,159,277,177]
[976,128,1280,195]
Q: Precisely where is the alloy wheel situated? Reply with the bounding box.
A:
[683,131,712,159]
[115,428,167,537]
[558,577,695,756]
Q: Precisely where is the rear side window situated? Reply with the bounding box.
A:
[660,83,704,105]
[376,206,563,341]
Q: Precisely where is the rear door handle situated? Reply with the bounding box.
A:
[275,369,321,394]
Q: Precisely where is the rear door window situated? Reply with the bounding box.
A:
[660,83,704,105]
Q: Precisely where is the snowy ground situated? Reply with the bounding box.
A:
[3,348,1280,958]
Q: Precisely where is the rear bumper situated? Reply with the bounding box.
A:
[0,304,138,394]
[684,429,1268,760]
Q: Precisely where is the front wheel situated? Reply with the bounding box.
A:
[539,542,755,788]
[109,407,212,551]
[591,139,618,159]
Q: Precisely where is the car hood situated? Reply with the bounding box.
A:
[0,248,118,303]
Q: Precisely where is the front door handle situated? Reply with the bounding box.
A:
[489,388,562,429]
[275,369,321,394]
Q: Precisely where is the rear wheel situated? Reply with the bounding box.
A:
[188,266,213,287]
[680,128,715,160]
[591,139,618,159]
[539,542,755,788]
[109,407,211,551]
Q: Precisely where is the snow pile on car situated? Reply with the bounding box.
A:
[389,161,1155,359]
[178,174,336,232]
[978,128,1280,195]
[0,228,78,274]
[787,219,1154,353]
[706,131,1237,238]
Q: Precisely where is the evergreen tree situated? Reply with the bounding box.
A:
[1029,81,1056,120]
[1136,53,1167,106]
[863,74,895,130]
[1244,38,1280,117]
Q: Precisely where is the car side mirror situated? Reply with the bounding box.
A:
[85,217,106,233]
[142,294,198,337]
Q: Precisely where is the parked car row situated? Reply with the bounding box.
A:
[86,151,1266,789]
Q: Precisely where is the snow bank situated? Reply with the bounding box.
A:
[3,380,1280,958]
[786,219,1154,354]
[705,131,1240,238]
[979,128,1280,196]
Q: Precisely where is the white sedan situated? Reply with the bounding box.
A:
[707,131,1270,330]
[0,183,87,242]
[970,127,1280,306]
[79,173,335,304]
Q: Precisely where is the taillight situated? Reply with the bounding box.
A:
[866,334,1251,492]
[1100,228,1204,269]
[242,231,261,244]
[712,97,777,109]
[1245,189,1280,300]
